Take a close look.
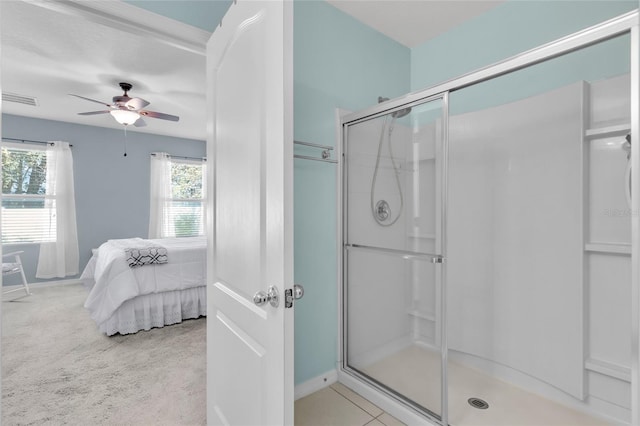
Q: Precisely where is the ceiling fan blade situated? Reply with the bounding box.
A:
[69,94,112,107]
[140,110,180,122]
[133,118,147,127]
[78,110,110,115]
[125,97,150,111]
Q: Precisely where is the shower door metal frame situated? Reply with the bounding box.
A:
[340,92,450,425]
[338,9,640,426]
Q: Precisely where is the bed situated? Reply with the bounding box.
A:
[80,236,207,336]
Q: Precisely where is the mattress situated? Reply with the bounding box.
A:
[81,236,207,335]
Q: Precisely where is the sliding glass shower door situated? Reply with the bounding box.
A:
[341,11,637,425]
[342,96,448,422]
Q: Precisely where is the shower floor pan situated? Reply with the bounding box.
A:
[360,345,612,426]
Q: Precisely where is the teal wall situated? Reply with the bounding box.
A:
[448,33,630,116]
[293,1,410,385]
[410,0,637,93]
[123,0,230,32]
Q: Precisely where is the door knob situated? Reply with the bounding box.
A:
[253,285,279,308]
[293,284,304,300]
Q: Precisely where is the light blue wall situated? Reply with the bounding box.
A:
[293,1,410,385]
[410,0,637,92]
[2,114,205,286]
[123,0,230,32]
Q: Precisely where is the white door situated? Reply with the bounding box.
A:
[205,1,294,425]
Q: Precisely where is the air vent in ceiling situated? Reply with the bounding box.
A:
[2,92,38,107]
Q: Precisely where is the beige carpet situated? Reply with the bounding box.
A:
[2,282,205,425]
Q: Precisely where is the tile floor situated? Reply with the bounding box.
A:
[295,382,406,426]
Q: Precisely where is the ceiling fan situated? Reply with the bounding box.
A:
[69,82,179,127]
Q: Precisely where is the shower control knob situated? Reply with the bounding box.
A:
[375,200,391,222]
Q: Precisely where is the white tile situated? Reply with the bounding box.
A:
[330,382,384,417]
[376,413,406,426]
[295,387,374,426]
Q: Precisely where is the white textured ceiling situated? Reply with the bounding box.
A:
[1,1,208,141]
[2,1,505,142]
[326,0,505,48]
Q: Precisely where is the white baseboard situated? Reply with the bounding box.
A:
[294,369,338,400]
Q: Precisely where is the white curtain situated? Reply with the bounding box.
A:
[36,142,79,278]
[201,162,208,237]
[148,152,172,238]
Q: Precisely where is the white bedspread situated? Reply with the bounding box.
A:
[83,237,206,326]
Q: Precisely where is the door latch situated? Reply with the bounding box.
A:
[285,289,293,308]
[285,284,305,309]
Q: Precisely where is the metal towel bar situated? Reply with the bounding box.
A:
[293,140,337,164]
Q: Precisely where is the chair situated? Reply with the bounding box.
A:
[3,251,32,298]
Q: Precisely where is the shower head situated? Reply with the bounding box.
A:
[393,107,412,118]
[377,96,412,119]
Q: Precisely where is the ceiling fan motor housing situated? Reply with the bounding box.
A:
[112,95,131,104]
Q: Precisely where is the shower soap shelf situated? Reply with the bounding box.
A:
[584,123,630,138]
[408,233,436,239]
[584,243,631,255]
[406,309,435,322]
[584,358,631,383]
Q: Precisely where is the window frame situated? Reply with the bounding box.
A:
[1,142,56,245]
[166,157,206,238]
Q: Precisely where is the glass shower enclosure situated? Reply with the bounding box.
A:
[340,10,637,426]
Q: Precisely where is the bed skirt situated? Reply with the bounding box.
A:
[99,286,207,336]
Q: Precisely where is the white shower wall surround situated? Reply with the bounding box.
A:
[448,82,585,398]
[343,73,632,423]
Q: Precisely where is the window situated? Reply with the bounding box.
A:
[167,160,205,237]
[1,145,55,243]
[149,153,206,239]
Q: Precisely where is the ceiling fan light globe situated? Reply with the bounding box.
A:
[110,109,140,125]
